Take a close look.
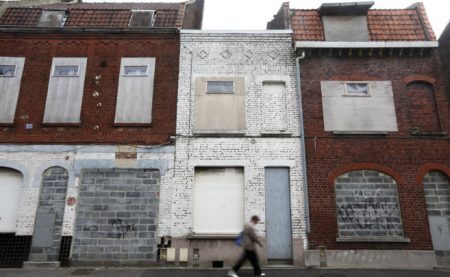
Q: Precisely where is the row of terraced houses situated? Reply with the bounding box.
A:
[0,0,449,270]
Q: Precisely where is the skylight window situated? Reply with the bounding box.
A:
[128,10,155,27]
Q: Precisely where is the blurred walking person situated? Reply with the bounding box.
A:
[228,215,265,277]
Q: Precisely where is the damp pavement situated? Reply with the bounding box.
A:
[0,268,450,277]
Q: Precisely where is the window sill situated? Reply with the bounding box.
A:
[42,122,81,127]
[332,131,389,135]
[193,130,246,137]
[187,233,239,240]
[113,123,152,128]
[336,237,411,243]
[410,131,447,137]
[260,131,292,137]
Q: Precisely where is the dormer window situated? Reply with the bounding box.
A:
[37,10,67,27]
[319,2,373,41]
[128,10,155,27]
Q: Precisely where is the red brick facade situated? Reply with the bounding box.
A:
[0,30,179,145]
[300,52,450,250]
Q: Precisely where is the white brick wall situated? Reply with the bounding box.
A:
[173,31,307,246]
[0,146,174,237]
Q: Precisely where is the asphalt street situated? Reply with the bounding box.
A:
[0,268,449,277]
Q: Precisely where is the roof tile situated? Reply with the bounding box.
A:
[0,2,184,28]
[290,4,436,41]
[0,8,42,26]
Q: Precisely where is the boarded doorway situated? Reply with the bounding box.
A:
[265,167,293,264]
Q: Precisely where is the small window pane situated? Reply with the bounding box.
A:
[345,83,369,96]
[207,81,234,93]
[123,66,148,76]
[0,65,16,76]
[53,66,79,77]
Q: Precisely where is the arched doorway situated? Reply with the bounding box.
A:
[0,167,22,233]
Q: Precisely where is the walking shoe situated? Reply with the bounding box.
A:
[227,269,239,277]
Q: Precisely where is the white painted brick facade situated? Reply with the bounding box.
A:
[173,31,307,246]
[0,146,174,237]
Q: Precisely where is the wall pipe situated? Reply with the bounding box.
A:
[295,51,310,237]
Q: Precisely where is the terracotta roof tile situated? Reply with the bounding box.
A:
[0,2,184,28]
[36,2,181,11]
[154,10,179,28]
[290,4,436,41]
[0,8,42,26]
[64,9,131,28]
[367,10,426,41]
[291,10,325,41]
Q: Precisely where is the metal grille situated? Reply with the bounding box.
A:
[58,236,72,267]
[0,234,32,268]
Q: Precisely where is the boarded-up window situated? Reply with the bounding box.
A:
[37,10,67,27]
[193,167,244,234]
[115,57,155,124]
[128,10,154,27]
[43,57,87,124]
[194,77,245,133]
[262,81,287,133]
[322,16,369,41]
[335,170,406,241]
[321,80,398,133]
[407,82,440,132]
[0,57,25,124]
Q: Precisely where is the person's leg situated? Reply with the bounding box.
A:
[247,250,262,275]
[232,250,248,273]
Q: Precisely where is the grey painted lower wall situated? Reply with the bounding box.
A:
[305,250,436,269]
[72,169,160,266]
[28,167,69,263]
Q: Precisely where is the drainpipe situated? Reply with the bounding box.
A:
[295,51,310,236]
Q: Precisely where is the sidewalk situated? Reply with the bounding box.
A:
[0,268,449,277]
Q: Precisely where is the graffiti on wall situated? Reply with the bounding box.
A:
[338,189,400,232]
[335,170,405,238]
[108,218,137,239]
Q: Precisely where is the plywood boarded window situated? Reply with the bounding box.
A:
[114,57,155,124]
[194,77,245,133]
[193,167,244,234]
[0,57,25,124]
[43,57,87,124]
[262,81,287,133]
[321,80,398,133]
[128,10,154,27]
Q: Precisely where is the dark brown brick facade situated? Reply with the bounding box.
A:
[300,51,450,250]
[0,31,179,145]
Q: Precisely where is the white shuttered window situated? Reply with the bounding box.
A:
[193,167,244,234]
[0,57,25,124]
[43,57,87,123]
[115,57,156,124]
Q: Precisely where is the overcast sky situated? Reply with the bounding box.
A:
[85,0,450,37]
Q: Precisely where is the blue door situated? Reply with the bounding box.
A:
[265,167,293,262]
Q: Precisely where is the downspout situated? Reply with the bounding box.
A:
[295,51,310,237]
